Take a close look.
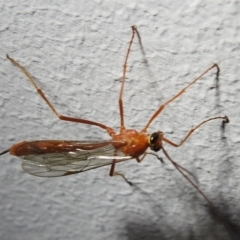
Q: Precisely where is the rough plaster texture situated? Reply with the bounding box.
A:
[0,1,240,240]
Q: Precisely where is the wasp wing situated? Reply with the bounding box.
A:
[19,140,132,177]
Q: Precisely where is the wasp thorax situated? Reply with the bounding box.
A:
[148,131,163,152]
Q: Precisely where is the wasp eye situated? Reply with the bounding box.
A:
[149,132,162,152]
[150,132,159,144]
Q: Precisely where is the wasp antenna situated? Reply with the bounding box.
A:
[224,115,230,124]
[0,149,10,156]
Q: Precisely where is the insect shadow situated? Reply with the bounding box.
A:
[121,184,240,240]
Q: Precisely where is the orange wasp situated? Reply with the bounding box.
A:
[1,26,228,206]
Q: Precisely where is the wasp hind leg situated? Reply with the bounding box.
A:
[109,159,132,186]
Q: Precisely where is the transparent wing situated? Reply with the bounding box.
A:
[19,140,132,177]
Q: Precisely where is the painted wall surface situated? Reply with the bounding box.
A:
[0,1,239,239]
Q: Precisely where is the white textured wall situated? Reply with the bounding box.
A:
[0,1,239,239]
